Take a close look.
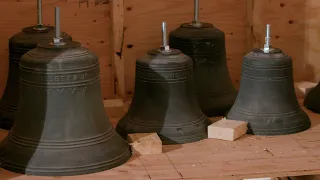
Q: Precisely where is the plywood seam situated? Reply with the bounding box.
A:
[165,153,184,179]
[290,133,320,161]
[138,156,153,179]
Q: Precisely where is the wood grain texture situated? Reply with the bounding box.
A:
[0,0,114,99]
[111,0,126,99]
[252,0,320,83]
[1,100,320,180]
[122,0,248,96]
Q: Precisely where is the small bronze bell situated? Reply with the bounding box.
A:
[0,0,72,130]
[169,0,237,117]
[226,25,311,135]
[0,7,131,176]
[304,83,320,113]
[116,22,209,145]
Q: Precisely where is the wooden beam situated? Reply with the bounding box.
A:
[111,0,126,99]
[246,0,254,52]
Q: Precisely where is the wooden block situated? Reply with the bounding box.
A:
[127,133,162,156]
[208,118,248,141]
[295,81,317,98]
[103,99,126,118]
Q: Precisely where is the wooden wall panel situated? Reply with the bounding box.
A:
[0,0,115,99]
[252,0,320,83]
[122,0,248,96]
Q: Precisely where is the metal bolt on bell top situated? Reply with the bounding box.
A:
[0,7,131,176]
[116,22,209,145]
[169,0,237,117]
[226,24,311,135]
[0,0,72,130]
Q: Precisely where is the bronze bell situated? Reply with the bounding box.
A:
[116,22,209,145]
[304,83,320,113]
[0,0,72,130]
[0,7,131,176]
[169,0,237,117]
[226,25,311,135]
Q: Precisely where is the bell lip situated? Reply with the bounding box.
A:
[0,119,13,130]
[180,22,214,29]
[22,25,54,34]
[37,40,81,49]
[246,122,311,136]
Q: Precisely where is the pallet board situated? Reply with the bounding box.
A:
[1,100,320,180]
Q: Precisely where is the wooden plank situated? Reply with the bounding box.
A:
[111,0,126,99]
[122,0,248,95]
[246,0,254,52]
[0,1,114,99]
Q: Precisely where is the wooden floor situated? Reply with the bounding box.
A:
[1,101,320,180]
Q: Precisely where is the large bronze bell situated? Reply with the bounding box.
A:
[116,22,209,145]
[169,0,237,117]
[0,7,131,176]
[304,83,320,113]
[226,25,311,135]
[0,0,72,130]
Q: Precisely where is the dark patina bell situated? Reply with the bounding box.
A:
[169,0,237,117]
[226,25,311,135]
[116,22,209,145]
[0,7,131,176]
[0,0,72,130]
[304,83,320,113]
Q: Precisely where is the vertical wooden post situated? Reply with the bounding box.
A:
[246,0,254,52]
[111,0,126,99]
